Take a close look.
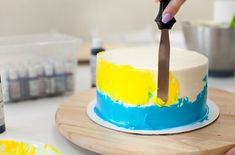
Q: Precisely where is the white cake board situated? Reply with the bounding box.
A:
[87,100,220,135]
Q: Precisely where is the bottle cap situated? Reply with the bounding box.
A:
[92,38,103,49]
[35,64,44,76]
[28,66,38,78]
[54,62,64,74]
[18,66,28,78]
[44,63,54,76]
[9,69,18,80]
[64,61,74,73]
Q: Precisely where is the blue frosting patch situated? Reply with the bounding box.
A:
[95,84,209,130]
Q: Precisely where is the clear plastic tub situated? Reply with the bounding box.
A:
[0,33,82,102]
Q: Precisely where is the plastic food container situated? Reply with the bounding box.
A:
[0,33,81,102]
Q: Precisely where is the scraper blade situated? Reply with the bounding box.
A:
[157,29,170,102]
[155,0,176,103]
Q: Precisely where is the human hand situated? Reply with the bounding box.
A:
[155,0,185,24]
[225,147,235,155]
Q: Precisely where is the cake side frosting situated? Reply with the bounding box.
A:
[98,47,208,103]
[95,47,209,130]
[95,82,208,130]
[97,57,179,106]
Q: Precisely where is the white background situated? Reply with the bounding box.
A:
[0,0,214,39]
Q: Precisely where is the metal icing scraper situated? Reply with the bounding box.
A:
[155,0,176,103]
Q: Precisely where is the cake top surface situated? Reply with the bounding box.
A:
[98,46,208,71]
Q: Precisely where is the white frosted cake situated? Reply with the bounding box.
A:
[94,46,209,130]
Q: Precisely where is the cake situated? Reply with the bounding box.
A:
[0,140,60,155]
[94,46,209,130]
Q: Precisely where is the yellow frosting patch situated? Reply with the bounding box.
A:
[97,57,179,106]
[154,73,179,106]
[0,140,60,155]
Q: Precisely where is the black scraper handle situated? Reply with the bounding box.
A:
[155,0,176,29]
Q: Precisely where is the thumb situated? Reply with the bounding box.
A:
[162,0,185,24]
[225,147,235,155]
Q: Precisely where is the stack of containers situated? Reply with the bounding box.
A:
[0,33,81,102]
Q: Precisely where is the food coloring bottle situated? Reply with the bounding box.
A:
[90,38,105,87]
[0,76,6,133]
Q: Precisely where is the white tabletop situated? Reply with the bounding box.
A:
[1,65,235,155]
[1,66,97,155]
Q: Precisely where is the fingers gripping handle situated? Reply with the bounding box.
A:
[155,0,176,29]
